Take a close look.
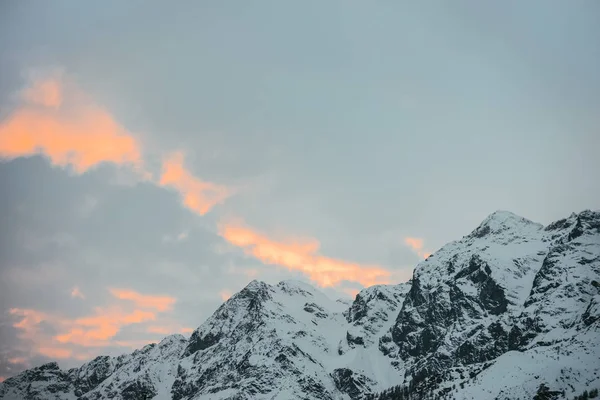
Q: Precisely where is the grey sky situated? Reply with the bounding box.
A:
[0,0,598,379]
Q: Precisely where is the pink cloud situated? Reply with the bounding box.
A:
[158,152,232,216]
[219,221,392,287]
[108,288,176,312]
[8,287,182,364]
[70,286,85,299]
[404,236,431,259]
[0,75,145,175]
[0,71,233,216]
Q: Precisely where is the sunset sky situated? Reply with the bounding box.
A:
[0,1,599,380]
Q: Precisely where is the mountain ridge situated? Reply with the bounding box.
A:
[1,209,599,400]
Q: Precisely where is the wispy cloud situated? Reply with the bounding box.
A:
[404,237,431,259]
[0,71,233,216]
[147,325,172,335]
[162,230,189,243]
[219,221,392,287]
[54,308,156,348]
[148,324,193,336]
[70,286,85,299]
[22,78,62,108]
[0,73,145,175]
[219,290,232,301]
[159,152,232,216]
[8,288,179,362]
[108,288,176,312]
[7,357,27,365]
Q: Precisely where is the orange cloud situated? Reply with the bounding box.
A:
[22,78,62,108]
[113,339,156,348]
[219,222,392,287]
[8,357,27,365]
[55,308,157,347]
[0,376,5,383]
[0,75,145,174]
[9,308,49,342]
[0,71,234,216]
[159,152,231,215]
[147,325,172,335]
[70,286,85,299]
[8,308,74,360]
[404,237,430,259]
[109,288,176,312]
[404,237,423,251]
[219,290,232,302]
[147,324,193,337]
[9,287,180,364]
[37,347,73,360]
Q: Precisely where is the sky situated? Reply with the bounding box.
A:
[0,0,599,381]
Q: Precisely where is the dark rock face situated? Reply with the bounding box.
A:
[390,255,509,365]
[183,330,222,356]
[75,356,115,395]
[332,368,375,399]
[120,378,157,400]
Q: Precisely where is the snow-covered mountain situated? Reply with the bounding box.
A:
[1,210,599,400]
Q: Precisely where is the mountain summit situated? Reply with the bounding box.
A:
[1,210,599,399]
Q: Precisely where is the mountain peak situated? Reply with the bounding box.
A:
[468,210,542,239]
[277,279,318,296]
[243,279,270,291]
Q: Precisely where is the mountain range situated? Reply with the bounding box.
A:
[1,210,599,400]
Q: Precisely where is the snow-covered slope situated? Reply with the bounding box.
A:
[1,210,599,400]
[380,210,600,399]
[0,335,187,400]
[173,279,408,399]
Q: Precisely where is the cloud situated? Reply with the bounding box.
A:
[22,78,62,108]
[219,290,232,301]
[7,357,27,365]
[341,288,360,298]
[0,377,5,383]
[9,308,48,344]
[159,152,232,216]
[404,237,431,259]
[0,71,233,217]
[162,230,189,243]
[147,326,172,335]
[70,286,85,299]
[108,288,176,312]
[113,339,156,348]
[219,221,392,287]
[148,325,193,336]
[54,308,156,347]
[0,74,146,175]
[37,347,76,360]
[8,288,180,362]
